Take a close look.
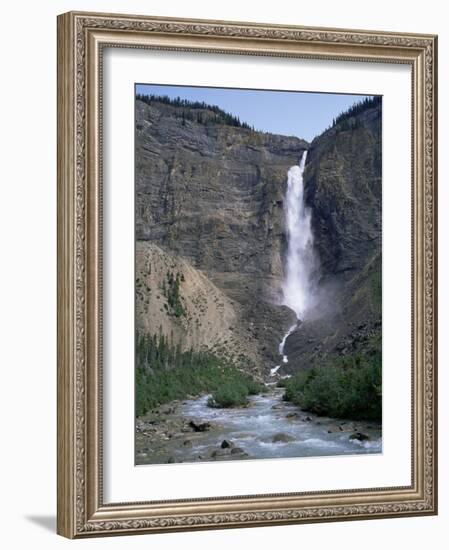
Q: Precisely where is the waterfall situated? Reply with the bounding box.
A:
[271,150,314,377]
[282,150,314,319]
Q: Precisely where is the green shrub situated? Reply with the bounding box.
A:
[283,348,381,421]
[207,374,266,408]
[208,383,249,408]
[244,376,265,395]
[162,271,185,317]
[135,333,263,416]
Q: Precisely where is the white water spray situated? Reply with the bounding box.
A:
[271,151,315,376]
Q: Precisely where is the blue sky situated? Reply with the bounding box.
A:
[136,83,375,142]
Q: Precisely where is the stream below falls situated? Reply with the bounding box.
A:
[135,387,382,465]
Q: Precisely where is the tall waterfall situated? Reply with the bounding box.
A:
[271,150,314,377]
[282,150,314,319]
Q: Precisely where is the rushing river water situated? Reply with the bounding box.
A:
[136,388,382,465]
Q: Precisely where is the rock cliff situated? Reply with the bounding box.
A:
[135,95,382,376]
[136,98,306,373]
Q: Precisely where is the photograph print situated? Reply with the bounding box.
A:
[135,84,382,466]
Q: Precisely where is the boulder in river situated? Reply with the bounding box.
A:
[230,447,245,455]
[210,449,230,458]
[349,432,370,442]
[272,432,295,443]
[221,439,234,449]
[189,420,211,432]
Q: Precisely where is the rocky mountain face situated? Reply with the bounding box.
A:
[135,96,382,377]
[136,98,306,375]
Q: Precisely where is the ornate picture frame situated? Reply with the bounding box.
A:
[57,11,438,538]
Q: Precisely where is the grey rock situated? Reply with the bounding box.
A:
[272,432,295,443]
[210,449,230,458]
[349,432,370,442]
[189,420,211,432]
[230,447,245,455]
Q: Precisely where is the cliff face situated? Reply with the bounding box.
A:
[283,102,382,371]
[305,105,382,281]
[136,99,308,278]
[136,99,306,373]
[135,96,382,377]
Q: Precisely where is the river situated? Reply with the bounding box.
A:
[135,387,381,465]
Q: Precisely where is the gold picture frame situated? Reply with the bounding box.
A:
[57,11,438,538]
